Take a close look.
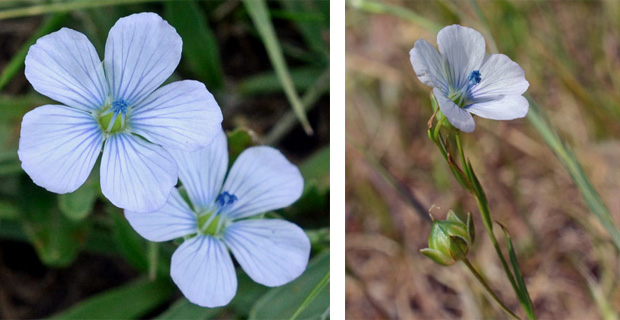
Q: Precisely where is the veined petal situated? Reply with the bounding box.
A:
[410,39,447,89]
[466,95,529,120]
[470,54,529,99]
[221,146,303,220]
[18,105,103,193]
[125,189,197,242]
[224,219,310,287]
[130,80,223,151]
[437,25,485,89]
[171,236,237,308]
[169,132,228,212]
[25,28,107,112]
[434,88,475,133]
[104,12,182,105]
[100,132,177,212]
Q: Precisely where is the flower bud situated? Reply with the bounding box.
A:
[420,211,475,266]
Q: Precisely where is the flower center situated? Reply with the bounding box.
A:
[196,192,238,236]
[98,99,130,133]
[448,70,481,108]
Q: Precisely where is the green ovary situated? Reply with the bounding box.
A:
[98,111,124,132]
[197,212,222,236]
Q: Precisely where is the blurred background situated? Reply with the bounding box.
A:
[346,0,620,319]
[0,1,329,318]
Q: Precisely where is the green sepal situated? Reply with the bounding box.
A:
[420,248,454,266]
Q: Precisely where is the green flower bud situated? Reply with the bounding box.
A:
[420,211,475,266]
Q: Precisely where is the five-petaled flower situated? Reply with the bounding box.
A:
[125,132,310,307]
[18,12,223,212]
[410,25,529,132]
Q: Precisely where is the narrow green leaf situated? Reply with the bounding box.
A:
[51,277,175,320]
[238,67,323,95]
[528,98,620,252]
[290,270,330,320]
[0,0,171,20]
[155,298,222,320]
[276,0,329,59]
[300,145,329,189]
[249,251,330,320]
[243,0,313,135]
[165,1,223,89]
[0,13,67,90]
[58,180,98,221]
[498,222,536,320]
[108,204,148,271]
[19,175,88,267]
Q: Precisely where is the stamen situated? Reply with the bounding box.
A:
[214,191,238,234]
[467,70,481,86]
[111,99,128,114]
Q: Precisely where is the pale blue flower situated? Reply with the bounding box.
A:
[125,132,310,307]
[410,25,529,132]
[18,12,223,212]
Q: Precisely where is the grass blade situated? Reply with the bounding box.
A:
[243,0,313,135]
[527,98,620,252]
[50,277,174,319]
[290,270,330,320]
[0,0,171,20]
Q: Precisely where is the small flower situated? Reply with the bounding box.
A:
[410,25,529,132]
[420,211,475,266]
[18,12,223,212]
[125,132,310,307]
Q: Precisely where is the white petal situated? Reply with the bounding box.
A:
[434,88,475,133]
[410,39,447,89]
[470,54,529,99]
[437,25,486,89]
[124,189,197,242]
[224,219,310,287]
[104,12,182,105]
[18,105,103,193]
[466,95,529,120]
[168,131,228,212]
[25,28,107,112]
[100,132,177,213]
[130,80,223,151]
[221,146,303,220]
[171,236,237,308]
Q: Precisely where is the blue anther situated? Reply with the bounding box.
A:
[111,99,128,114]
[216,192,238,208]
[467,70,482,86]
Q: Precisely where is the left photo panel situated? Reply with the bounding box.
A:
[0,1,329,318]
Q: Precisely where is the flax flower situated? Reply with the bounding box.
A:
[410,25,529,132]
[19,12,222,212]
[125,132,310,307]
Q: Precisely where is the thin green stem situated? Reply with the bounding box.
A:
[463,258,520,320]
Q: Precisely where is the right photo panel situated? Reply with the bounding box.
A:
[346,1,620,319]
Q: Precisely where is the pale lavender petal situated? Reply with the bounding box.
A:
[124,189,197,242]
[437,25,485,89]
[171,236,237,308]
[104,12,182,105]
[470,54,529,99]
[434,88,475,133]
[221,146,303,220]
[410,39,447,89]
[168,131,228,212]
[25,28,107,112]
[100,132,177,213]
[18,105,103,193]
[467,95,529,120]
[130,80,223,151]
[224,219,310,287]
